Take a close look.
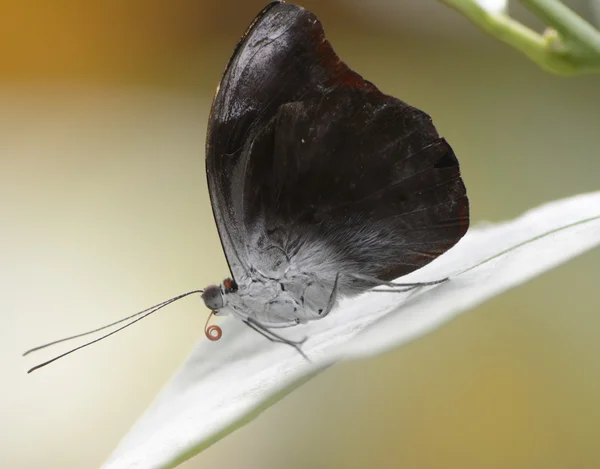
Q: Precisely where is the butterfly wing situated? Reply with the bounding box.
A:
[206,1,319,281]
[206,1,469,294]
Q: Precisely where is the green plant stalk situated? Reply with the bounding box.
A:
[439,0,600,75]
[520,0,600,56]
[521,0,600,49]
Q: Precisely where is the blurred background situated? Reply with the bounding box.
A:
[2,0,600,468]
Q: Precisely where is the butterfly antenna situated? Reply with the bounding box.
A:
[24,289,203,373]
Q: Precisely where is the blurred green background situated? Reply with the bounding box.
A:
[2,1,600,468]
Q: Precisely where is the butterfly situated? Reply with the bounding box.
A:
[199,1,469,349]
[24,0,468,371]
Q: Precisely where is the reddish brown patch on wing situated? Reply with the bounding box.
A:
[311,20,380,93]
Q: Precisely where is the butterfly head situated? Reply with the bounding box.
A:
[200,278,239,342]
[201,278,238,311]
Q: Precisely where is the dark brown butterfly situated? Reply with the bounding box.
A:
[201,1,469,335]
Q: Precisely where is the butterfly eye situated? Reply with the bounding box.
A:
[201,285,224,310]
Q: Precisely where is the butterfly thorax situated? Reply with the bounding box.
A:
[202,271,332,328]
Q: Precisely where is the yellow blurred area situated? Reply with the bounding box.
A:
[1,1,599,469]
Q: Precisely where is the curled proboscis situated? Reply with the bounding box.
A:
[204,311,222,341]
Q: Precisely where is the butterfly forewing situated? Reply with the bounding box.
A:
[206,1,469,299]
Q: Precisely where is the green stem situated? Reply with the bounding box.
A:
[440,1,548,63]
[520,0,600,55]
[438,0,600,75]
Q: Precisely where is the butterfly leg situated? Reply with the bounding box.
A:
[243,318,311,362]
[348,273,449,292]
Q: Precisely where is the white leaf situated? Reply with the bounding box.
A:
[102,191,600,469]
